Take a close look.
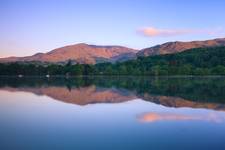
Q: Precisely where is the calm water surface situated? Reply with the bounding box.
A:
[0,77,225,150]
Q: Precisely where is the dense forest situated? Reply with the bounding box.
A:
[0,46,225,76]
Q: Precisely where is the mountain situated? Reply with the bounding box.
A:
[1,46,225,76]
[1,38,225,64]
[137,38,225,56]
[94,46,225,76]
[0,43,137,64]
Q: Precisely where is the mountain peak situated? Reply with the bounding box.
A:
[1,38,225,64]
[137,37,225,56]
[74,43,89,46]
[0,43,137,64]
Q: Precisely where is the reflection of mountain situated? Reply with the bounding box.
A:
[3,86,136,105]
[140,94,225,111]
[1,80,225,111]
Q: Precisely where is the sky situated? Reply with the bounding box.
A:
[1,0,225,57]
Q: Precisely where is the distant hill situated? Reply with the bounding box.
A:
[1,37,225,64]
[95,46,225,75]
[137,38,225,56]
[0,43,137,64]
[1,46,225,76]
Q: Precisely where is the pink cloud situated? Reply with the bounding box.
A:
[138,27,222,37]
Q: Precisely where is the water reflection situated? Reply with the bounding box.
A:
[138,112,225,123]
[3,86,135,105]
[0,76,225,110]
[0,77,225,150]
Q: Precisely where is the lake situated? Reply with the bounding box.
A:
[0,76,225,150]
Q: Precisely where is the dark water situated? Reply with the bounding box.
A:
[0,77,225,150]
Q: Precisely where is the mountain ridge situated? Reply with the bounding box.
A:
[1,38,225,64]
[137,38,225,56]
[0,43,137,64]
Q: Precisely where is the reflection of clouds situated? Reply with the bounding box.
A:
[138,112,195,122]
[207,112,224,123]
[138,112,225,123]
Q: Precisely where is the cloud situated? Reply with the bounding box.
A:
[138,26,222,37]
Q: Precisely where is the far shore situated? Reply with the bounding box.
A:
[0,75,224,78]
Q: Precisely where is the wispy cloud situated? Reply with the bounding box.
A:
[138,26,223,37]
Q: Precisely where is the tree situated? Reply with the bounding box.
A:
[70,65,83,76]
[211,65,225,75]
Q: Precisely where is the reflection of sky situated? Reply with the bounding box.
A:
[0,90,225,149]
[138,112,225,123]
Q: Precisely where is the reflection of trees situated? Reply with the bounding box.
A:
[0,76,225,103]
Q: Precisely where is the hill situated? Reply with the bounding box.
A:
[137,38,225,56]
[0,46,225,76]
[0,43,137,64]
[96,46,225,75]
[1,38,225,64]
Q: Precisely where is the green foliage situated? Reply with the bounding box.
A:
[0,46,225,76]
[0,76,225,103]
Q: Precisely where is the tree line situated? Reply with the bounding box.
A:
[0,46,225,76]
[0,76,225,103]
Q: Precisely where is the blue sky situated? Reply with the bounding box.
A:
[1,0,225,57]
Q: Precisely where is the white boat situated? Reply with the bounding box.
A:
[18,74,23,78]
